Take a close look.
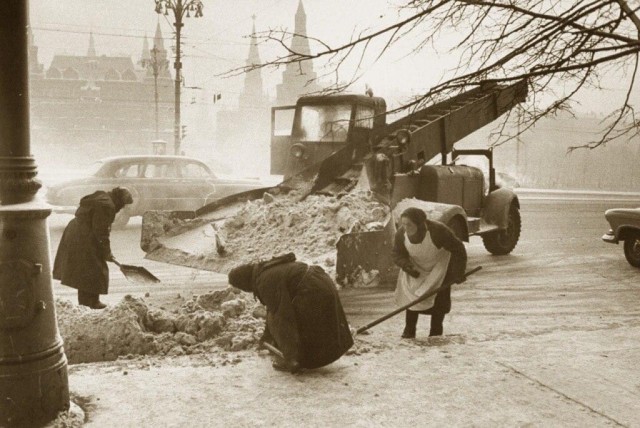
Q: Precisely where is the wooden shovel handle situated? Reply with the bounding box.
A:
[262,341,284,359]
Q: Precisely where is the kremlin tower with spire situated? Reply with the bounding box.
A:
[215,16,272,173]
[275,0,321,105]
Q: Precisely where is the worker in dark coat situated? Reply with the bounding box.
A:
[228,253,354,373]
[53,187,133,309]
[392,207,467,338]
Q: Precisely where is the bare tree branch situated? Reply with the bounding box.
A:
[226,0,640,149]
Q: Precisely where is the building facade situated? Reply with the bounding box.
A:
[28,24,174,170]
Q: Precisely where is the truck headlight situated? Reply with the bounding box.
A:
[290,143,306,160]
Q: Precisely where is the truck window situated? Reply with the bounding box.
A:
[273,108,295,136]
[299,104,351,142]
[355,106,375,129]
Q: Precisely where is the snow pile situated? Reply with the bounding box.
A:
[56,287,266,364]
[210,190,389,275]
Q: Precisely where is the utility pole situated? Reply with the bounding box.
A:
[143,46,168,139]
[154,0,203,155]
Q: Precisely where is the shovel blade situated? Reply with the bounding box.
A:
[119,264,161,285]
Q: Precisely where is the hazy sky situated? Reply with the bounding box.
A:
[29,1,413,103]
[29,0,636,114]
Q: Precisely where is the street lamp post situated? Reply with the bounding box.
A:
[154,0,203,155]
[143,46,168,140]
[0,1,69,426]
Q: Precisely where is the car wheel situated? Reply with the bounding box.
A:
[482,203,521,255]
[623,231,640,268]
[112,209,131,229]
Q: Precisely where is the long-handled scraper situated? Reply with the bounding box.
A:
[355,266,482,335]
[261,266,481,360]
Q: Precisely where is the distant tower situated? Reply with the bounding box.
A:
[148,22,171,79]
[215,17,272,174]
[238,16,269,108]
[276,0,321,105]
[87,31,97,57]
[82,32,99,95]
[27,23,43,77]
[139,33,151,68]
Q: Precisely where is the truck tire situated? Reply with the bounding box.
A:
[623,231,640,268]
[482,203,521,255]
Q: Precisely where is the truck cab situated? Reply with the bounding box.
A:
[270,94,386,177]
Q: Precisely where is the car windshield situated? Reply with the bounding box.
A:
[298,104,352,142]
[85,161,106,177]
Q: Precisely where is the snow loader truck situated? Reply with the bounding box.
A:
[140,80,528,285]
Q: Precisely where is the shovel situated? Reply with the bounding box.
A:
[112,260,161,285]
[355,266,482,335]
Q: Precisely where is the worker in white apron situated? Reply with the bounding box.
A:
[392,207,467,338]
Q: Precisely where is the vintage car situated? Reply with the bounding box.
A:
[602,207,640,268]
[45,155,264,228]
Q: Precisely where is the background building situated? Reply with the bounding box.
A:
[28,24,174,170]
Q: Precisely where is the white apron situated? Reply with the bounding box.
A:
[394,231,451,311]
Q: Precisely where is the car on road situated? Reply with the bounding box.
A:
[602,207,640,268]
[45,155,265,228]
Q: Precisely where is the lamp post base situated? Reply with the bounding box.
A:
[0,201,70,427]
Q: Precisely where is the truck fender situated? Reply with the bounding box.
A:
[482,188,519,229]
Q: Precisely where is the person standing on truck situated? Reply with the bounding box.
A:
[53,187,133,309]
[392,207,467,338]
[228,253,353,373]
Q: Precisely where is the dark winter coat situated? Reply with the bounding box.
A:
[53,191,117,294]
[392,219,467,315]
[251,258,353,369]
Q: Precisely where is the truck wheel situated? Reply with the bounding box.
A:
[482,204,521,255]
[112,210,131,229]
[623,231,640,268]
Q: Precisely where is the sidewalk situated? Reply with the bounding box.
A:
[63,317,640,427]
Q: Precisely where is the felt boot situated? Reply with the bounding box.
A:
[402,310,419,339]
[429,312,445,337]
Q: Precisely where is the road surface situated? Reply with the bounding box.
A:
[48,192,640,427]
[47,190,638,302]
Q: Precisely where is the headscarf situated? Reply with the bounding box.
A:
[228,262,256,293]
[110,187,134,212]
[400,207,428,244]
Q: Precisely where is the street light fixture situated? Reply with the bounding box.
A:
[154,0,203,155]
[142,46,169,140]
